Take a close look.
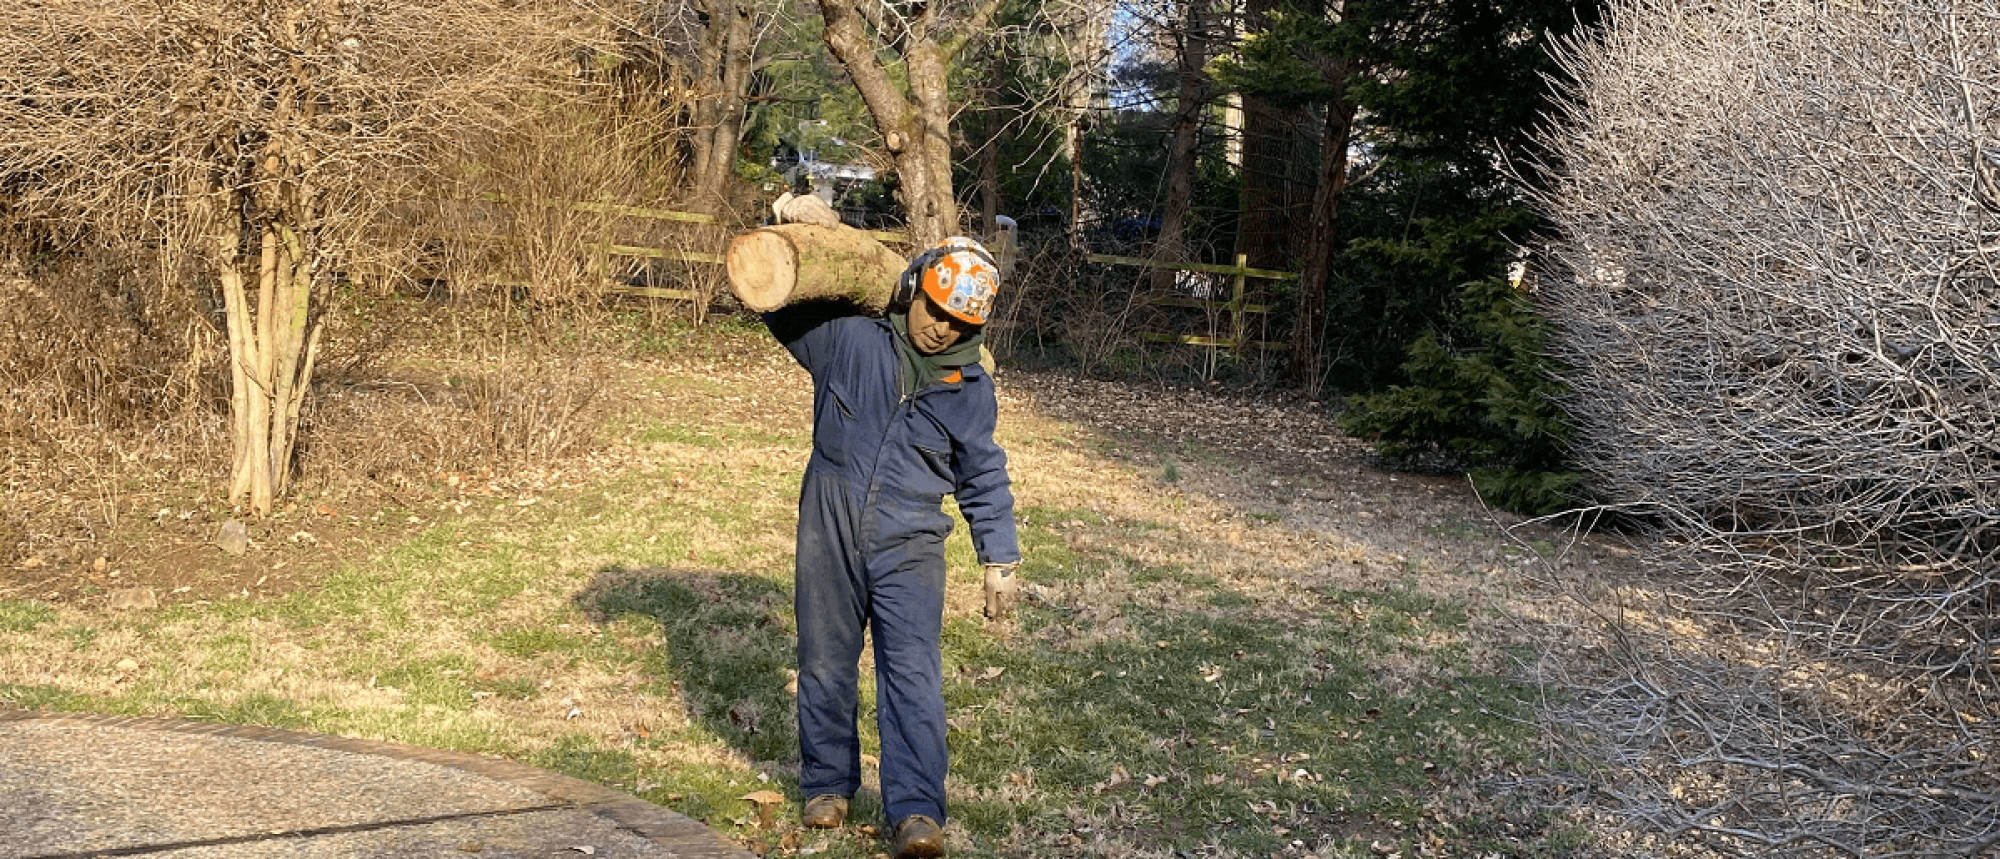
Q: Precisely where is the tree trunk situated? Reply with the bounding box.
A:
[1233,92,1286,270]
[687,0,728,201]
[898,35,960,246]
[977,100,1002,237]
[1233,0,1316,272]
[1287,95,1356,393]
[1067,123,1086,251]
[1152,0,1215,291]
[1058,0,1115,252]
[217,224,321,516]
[691,0,755,213]
[817,0,962,246]
[725,223,910,311]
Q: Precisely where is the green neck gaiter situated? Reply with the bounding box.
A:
[887,311,985,397]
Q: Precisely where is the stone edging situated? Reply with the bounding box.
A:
[0,708,753,859]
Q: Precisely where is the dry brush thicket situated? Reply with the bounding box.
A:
[0,0,600,512]
[1534,1,2000,855]
[0,1,722,526]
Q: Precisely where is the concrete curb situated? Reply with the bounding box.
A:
[0,708,755,859]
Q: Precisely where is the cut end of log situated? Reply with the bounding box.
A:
[726,224,911,314]
[726,230,800,311]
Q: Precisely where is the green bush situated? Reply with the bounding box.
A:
[1339,276,1580,515]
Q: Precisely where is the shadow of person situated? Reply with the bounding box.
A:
[572,564,890,825]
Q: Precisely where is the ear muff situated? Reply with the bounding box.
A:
[894,247,951,310]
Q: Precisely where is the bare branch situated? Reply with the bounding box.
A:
[1530,1,2000,854]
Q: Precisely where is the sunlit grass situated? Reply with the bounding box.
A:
[0,323,1581,858]
[0,599,56,633]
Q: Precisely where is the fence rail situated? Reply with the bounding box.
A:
[446,200,1297,351]
[566,200,907,301]
[1089,252,1292,351]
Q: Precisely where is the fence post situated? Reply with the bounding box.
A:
[1231,253,1249,349]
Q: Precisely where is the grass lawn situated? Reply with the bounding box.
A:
[0,314,1590,858]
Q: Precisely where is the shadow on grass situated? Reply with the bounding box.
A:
[562,562,870,849]
[576,565,798,766]
[555,544,1567,856]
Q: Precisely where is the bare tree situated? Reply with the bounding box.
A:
[1147,0,1223,292]
[1056,0,1116,250]
[959,0,1116,250]
[1535,0,2000,853]
[0,0,585,515]
[632,0,782,213]
[815,0,1008,244]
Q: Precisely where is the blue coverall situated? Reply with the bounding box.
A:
[766,306,1020,827]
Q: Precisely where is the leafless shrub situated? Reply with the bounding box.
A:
[0,240,219,439]
[427,76,696,309]
[992,239,1162,376]
[0,1,728,546]
[1533,1,2000,854]
[990,236,1285,384]
[298,347,604,494]
[622,223,736,326]
[0,0,598,513]
[455,362,604,464]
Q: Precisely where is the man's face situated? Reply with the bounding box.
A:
[907,293,974,355]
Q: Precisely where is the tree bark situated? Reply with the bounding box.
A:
[816,0,1003,247]
[977,100,1002,238]
[725,223,909,311]
[897,35,960,246]
[1232,0,1315,274]
[1067,123,1086,251]
[1287,94,1356,393]
[819,0,938,240]
[1152,0,1216,291]
[688,0,729,200]
[217,237,256,506]
[216,224,321,516]
[691,0,756,213]
[1233,92,1267,267]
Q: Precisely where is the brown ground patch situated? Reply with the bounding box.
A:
[4,313,1638,639]
[0,310,804,611]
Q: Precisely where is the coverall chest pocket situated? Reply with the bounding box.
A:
[906,411,956,489]
[811,380,863,469]
[820,380,856,422]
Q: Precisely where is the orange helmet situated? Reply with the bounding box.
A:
[898,237,1000,325]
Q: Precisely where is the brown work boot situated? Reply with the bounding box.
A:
[890,814,946,858]
[801,794,849,829]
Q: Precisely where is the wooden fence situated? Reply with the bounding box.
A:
[1087,252,1294,351]
[453,195,906,301]
[470,199,1296,352]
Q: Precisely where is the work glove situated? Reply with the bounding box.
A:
[983,561,1020,620]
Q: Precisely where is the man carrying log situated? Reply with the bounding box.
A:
[758,235,1021,859]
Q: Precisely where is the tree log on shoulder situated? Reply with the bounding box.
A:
[726,223,908,312]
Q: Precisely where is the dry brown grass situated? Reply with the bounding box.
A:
[0,242,219,435]
[12,288,1968,857]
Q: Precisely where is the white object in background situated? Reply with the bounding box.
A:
[773,191,843,227]
[990,215,1019,279]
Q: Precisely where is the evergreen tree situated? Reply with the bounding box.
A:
[1216,0,1602,392]
[1339,275,1581,514]
[1213,0,1600,511]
